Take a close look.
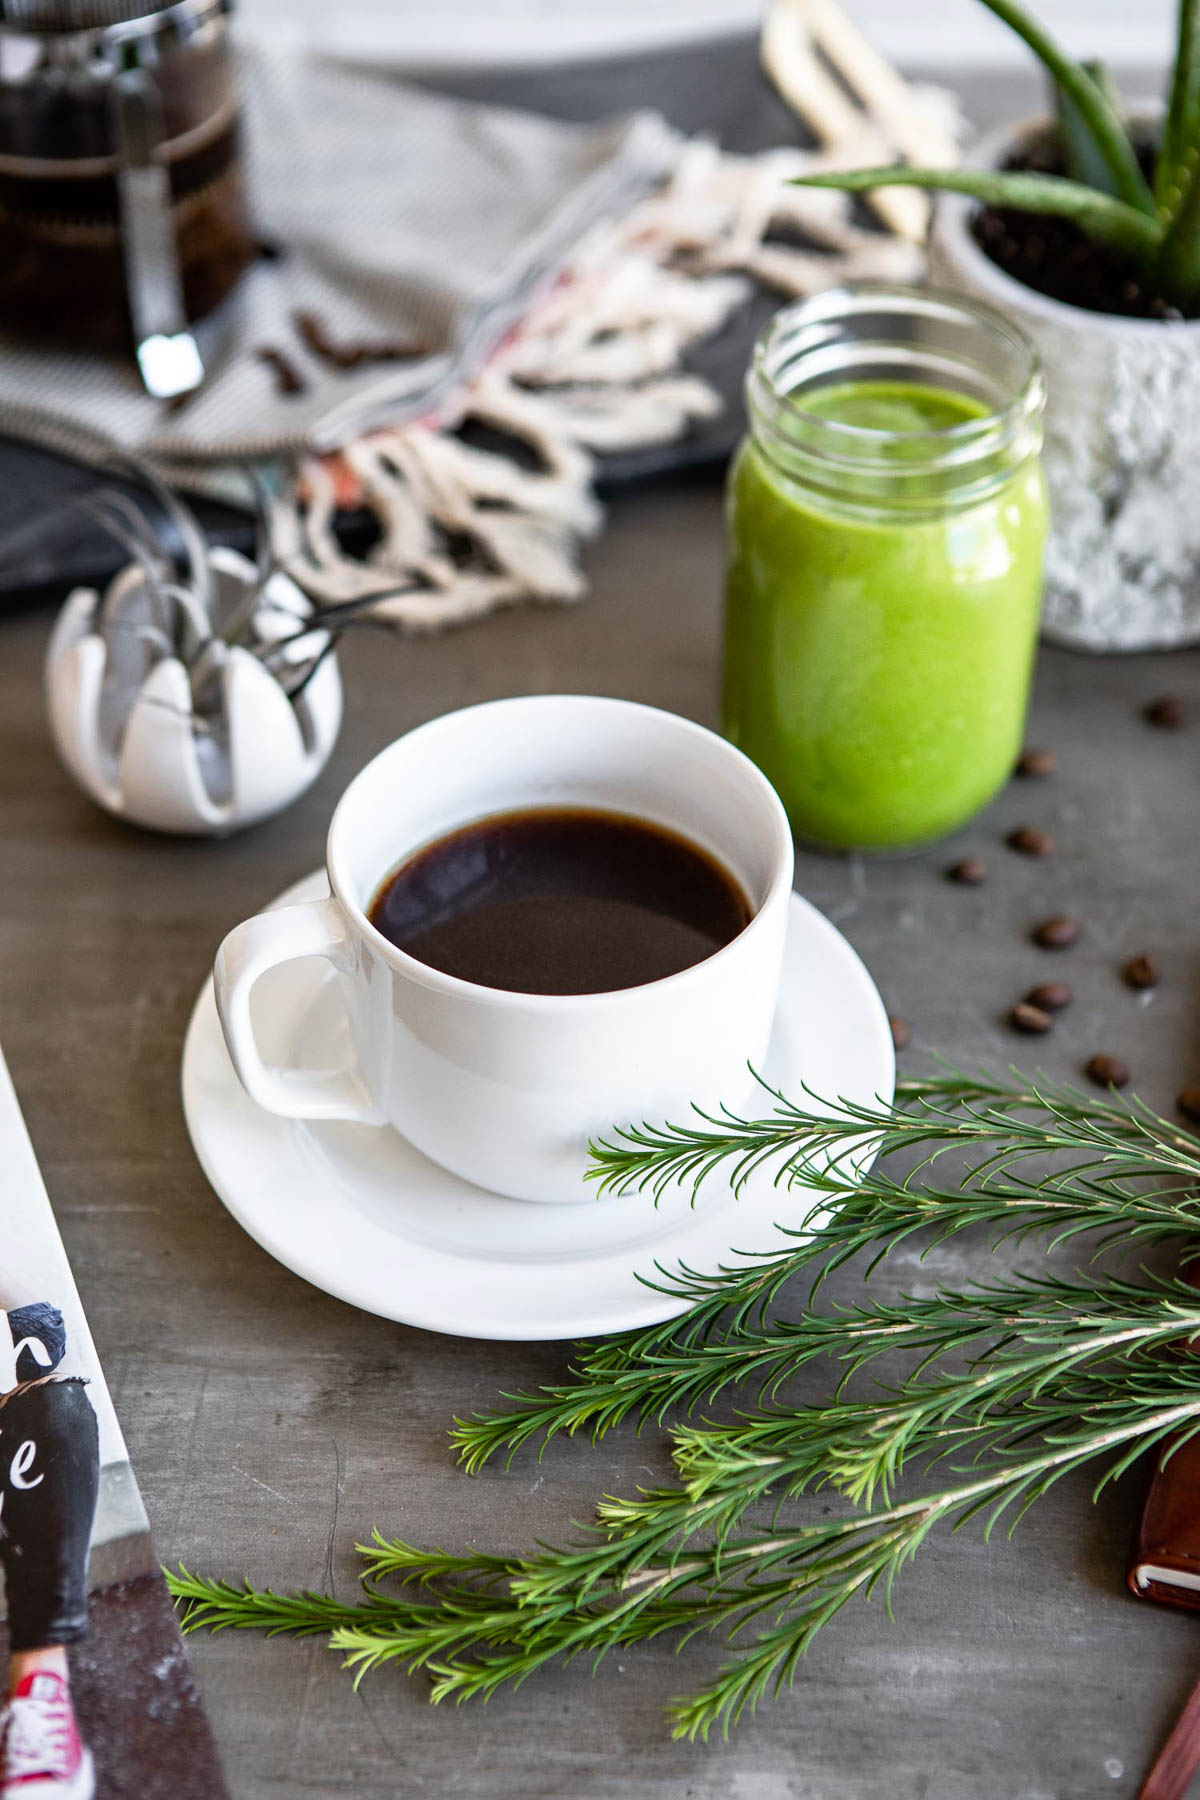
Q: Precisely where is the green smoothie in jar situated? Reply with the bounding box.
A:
[723,287,1048,851]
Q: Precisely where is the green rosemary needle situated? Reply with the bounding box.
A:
[450,1270,1200,1474]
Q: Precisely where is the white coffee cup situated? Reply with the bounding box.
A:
[213,695,793,1204]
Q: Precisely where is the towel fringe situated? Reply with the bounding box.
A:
[276,96,956,632]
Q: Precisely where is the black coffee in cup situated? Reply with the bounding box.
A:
[367,806,751,995]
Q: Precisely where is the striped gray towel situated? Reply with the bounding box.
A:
[0,40,678,468]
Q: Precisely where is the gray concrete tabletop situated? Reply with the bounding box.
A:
[2,50,1199,1800]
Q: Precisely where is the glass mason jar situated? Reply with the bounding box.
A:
[723,285,1048,851]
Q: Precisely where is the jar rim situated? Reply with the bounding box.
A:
[746,282,1045,511]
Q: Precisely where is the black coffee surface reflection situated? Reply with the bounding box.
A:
[368,806,752,995]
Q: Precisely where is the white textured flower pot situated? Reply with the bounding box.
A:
[929,116,1200,652]
[45,548,342,836]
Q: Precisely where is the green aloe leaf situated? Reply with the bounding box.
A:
[1155,150,1200,305]
[977,0,1154,215]
[792,167,1162,262]
[1055,62,1125,197]
[1157,0,1200,216]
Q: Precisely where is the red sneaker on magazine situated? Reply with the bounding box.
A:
[0,1672,94,1800]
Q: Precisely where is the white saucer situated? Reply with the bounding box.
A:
[181,872,894,1341]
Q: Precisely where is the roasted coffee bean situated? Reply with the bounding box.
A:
[1085,1054,1130,1089]
[1008,1002,1053,1035]
[889,1015,911,1051]
[1122,953,1160,990]
[1144,695,1185,729]
[946,857,986,885]
[1177,1087,1200,1126]
[1016,748,1057,778]
[1032,915,1080,949]
[1007,825,1055,857]
[1122,957,1158,1000]
[1025,980,1072,1011]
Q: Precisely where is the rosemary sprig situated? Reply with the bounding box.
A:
[171,1370,1200,1738]
[588,1068,1200,1204]
[450,1270,1200,1473]
[168,1070,1200,1736]
[448,1070,1200,1471]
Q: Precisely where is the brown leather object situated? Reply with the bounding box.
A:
[1129,1431,1200,1612]
[1129,1435,1200,1798]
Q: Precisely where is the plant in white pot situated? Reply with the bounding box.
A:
[795,0,1200,651]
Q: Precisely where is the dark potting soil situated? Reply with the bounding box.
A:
[969,129,1195,322]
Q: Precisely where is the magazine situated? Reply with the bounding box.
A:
[0,1043,227,1800]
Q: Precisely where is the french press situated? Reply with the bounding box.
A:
[0,0,255,396]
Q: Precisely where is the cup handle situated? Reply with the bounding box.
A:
[214,898,385,1125]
